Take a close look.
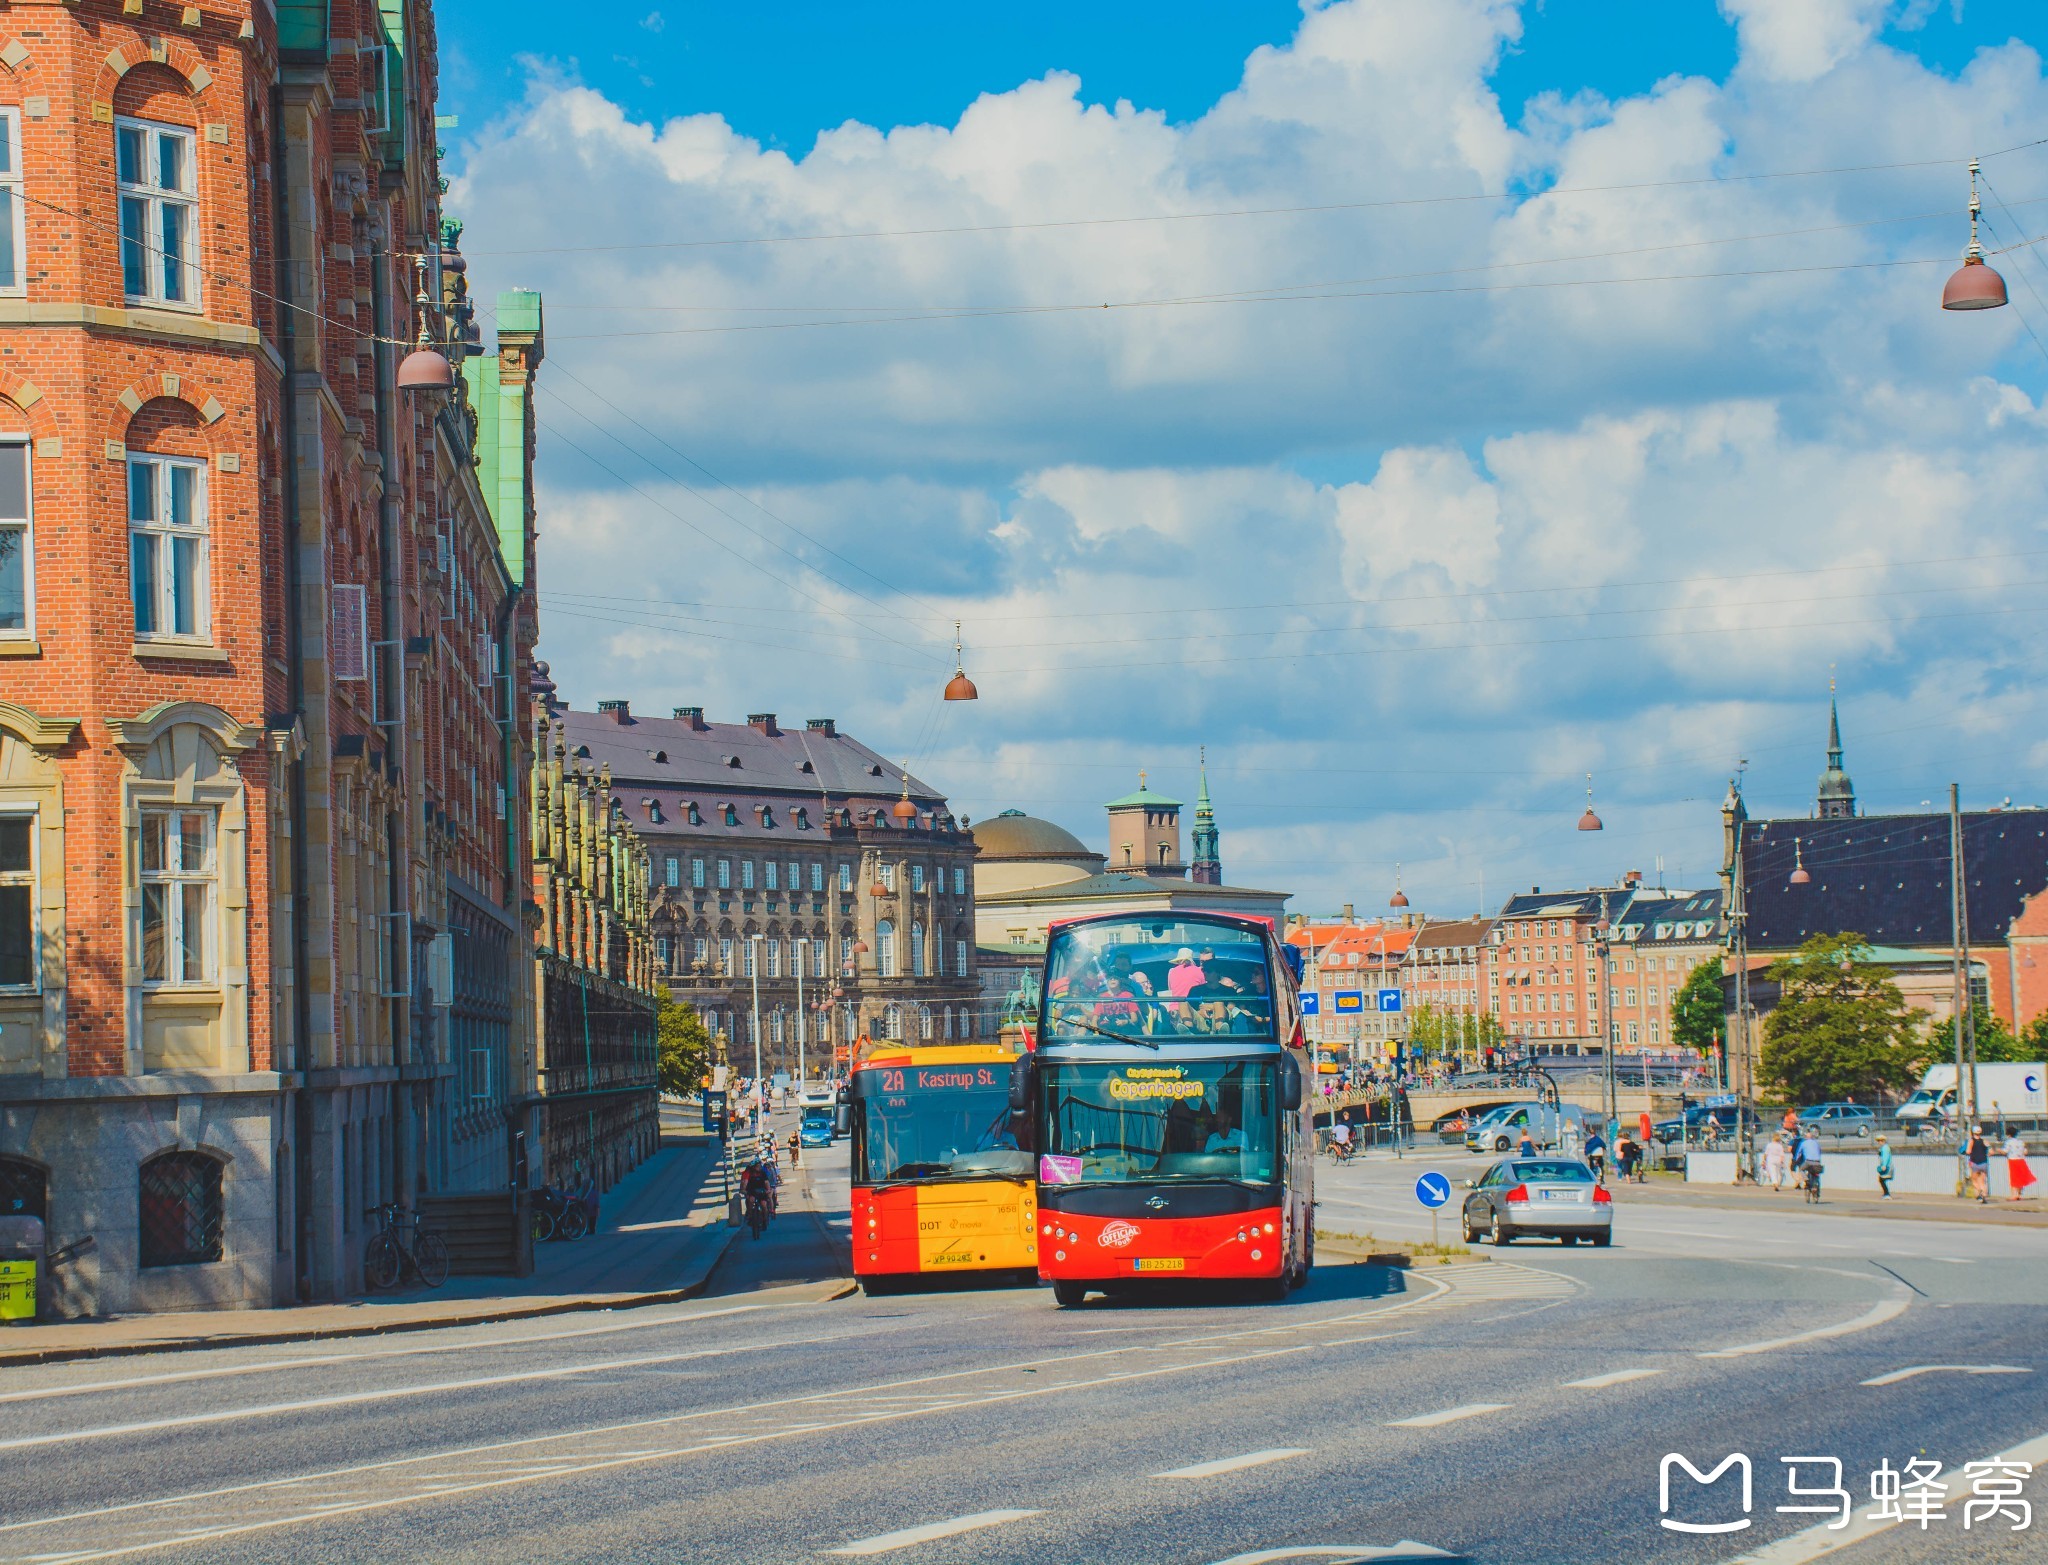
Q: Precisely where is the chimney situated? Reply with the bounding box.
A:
[806,718,837,736]
[1624,869,1642,889]
[672,706,708,731]
[748,713,780,737]
[1342,902,1355,924]
[598,699,631,724]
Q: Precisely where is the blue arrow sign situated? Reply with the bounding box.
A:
[1415,1171,1452,1209]
[1299,992,1320,1015]
[1378,988,1403,1012]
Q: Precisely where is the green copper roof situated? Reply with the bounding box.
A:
[277,0,327,53]
[1106,786,1181,809]
[458,289,543,588]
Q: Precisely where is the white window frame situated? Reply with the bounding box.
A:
[0,108,23,297]
[951,867,965,895]
[764,861,778,891]
[691,857,706,889]
[115,116,201,309]
[740,860,755,891]
[664,855,679,888]
[955,938,968,976]
[139,807,216,988]
[910,864,924,894]
[0,438,31,641]
[128,454,209,642]
[0,806,37,994]
[809,862,823,893]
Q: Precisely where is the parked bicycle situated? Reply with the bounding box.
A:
[365,1202,450,1290]
[531,1181,597,1243]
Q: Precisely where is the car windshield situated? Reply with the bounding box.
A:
[1041,1059,1278,1185]
[853,1064,1028,1184]
[1042,917,1277,1044]
[1513,1160,1594,1182]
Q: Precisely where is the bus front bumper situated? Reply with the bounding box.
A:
[1037,1206,1287,1281]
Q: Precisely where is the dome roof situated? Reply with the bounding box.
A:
[971,810,1095,862]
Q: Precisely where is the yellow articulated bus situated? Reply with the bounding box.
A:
[847,1041,1037,1295]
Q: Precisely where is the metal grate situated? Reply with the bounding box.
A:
[138,1152,223,1268]
[0,1157,45,1221]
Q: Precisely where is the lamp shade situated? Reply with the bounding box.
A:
[397,344,456,391]
[892,796,917,821]
[944,669,978,701]
[1577,806,1603,832]
[1942,254,2008,311]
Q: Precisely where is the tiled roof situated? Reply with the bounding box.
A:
[1411,917,1492,951]
[1742,809,2048,950]
[1497,888,1633,922]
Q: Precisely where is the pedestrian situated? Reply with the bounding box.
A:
[1874,1134,1894,1200]
[1517,1128,1536,1158]
[1965,1125,1991,1204]
[1782,1106,1800,1142]
[1615,1131,1636,1182]
[2003,1130,2035,1202]
[1761,1132,1789,1192]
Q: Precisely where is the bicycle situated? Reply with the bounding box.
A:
[365,1202,451,1290]
[1800,1163,1823,1204]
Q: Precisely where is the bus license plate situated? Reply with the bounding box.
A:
[1133,1258,1185,1272]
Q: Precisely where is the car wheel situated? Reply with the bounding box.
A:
[1591,1230,1613,1247]
[1560,1234,1579,1246]
[1461,1210,1481,1244]
[1494,1135,1511,1153]
[1052,1280,1089,1308]
[1490,1213,1513,1246]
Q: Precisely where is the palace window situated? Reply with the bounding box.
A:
[956,939,968,976]
[952,866,966,896]
[691,857,706,889]
[718,937,733,973]
[837,862,853,893]
[741,861,756,891]
[694,936,708,967]
[129,455,209,641]
[883,1002,903,1039]
[766,938,782,978]
[879,863,897,893]
[0,441,28,639]
[656,935,672,968]
[717,859,731,890]
[910,865,925,894]
[910,922,926,976]
[765,862,778,891]
[140,808,215,986]
[876,919,896,978]
[0,811,34,991]
[117,118,200,306]
[770,1010,784,1044]
[664,855,680,888]
[788,862,799,893]
[810,862,824,893]
[918,1005,933,1039]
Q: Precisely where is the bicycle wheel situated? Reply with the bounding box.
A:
[365,1232,402,1291]
[413,1232,451,1288]
[559,1203,592,1241]
[531,1206,556,1244]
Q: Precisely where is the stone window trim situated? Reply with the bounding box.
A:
[0,801,37,995]
[137,1146,226,1268]
[107,702,258,1075]
[128,451,210,644]
[0,703,75,1079]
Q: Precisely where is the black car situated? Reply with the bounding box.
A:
[1651,1104,1758,1147]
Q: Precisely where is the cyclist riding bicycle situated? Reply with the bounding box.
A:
[1793,1129,1825,1202]
[740,1158,774,1221]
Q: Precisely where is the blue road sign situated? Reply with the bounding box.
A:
[1333,991,1365,1013]
[1300,992,1320,1015]
[1415,1171,1452,1209]
[1378,988,1403,1012]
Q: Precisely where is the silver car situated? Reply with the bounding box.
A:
[1459,1156,1612,1246]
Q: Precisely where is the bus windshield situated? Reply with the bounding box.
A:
[1042,917,1276,1045]
[1040,1058,1278,1185]
[854,1064,1029,1185]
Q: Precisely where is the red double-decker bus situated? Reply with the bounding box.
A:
[1015,911,1313,1307]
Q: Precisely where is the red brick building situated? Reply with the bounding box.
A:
[0,0,561,1313]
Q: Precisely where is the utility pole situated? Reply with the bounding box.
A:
[795,936,808,1085]
[1595,919,1617,1134]
[1948,784,1978,1130]
[748,933,764,1119]
[1730,831,1756,1182]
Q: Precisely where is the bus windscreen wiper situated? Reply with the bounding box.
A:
[1066,1017,1159,1050]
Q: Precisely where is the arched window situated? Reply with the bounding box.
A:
[765,937,781,979]
[770,1009,785,1044]
[943,1006,953,1040]
[883,1002,903,1039]
[910,922,926,977]
[918,1005,933,1039]
[876,919,896,978]
[0,1156,46,1221]
[139,1151,223,1267]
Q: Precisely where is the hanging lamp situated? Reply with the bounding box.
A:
[892,773,917,822]
[1942,159,2009,311]
[1388,863,1409,909]
[396,256,456,392]
[1789,837,1811,886]
[1577,773,1604,832]
[943,620,979,701]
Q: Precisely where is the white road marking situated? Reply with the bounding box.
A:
[0,1303,772,1405]
[1859,1363,2031,1386]
[826,1510,1040,1556]
[1385,1403,1511,1428]
[1564,1368,1665,1389]
[1155,1448,1310,1479]
[1716,1425,2048,1564]
[1698,1292,1909,1359]
[1207,1546,1459,1564]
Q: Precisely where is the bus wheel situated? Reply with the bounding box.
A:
[860,1275,898,1297]
[1052,1280,1089,1308]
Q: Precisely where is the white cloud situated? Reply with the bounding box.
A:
[452,0,2048,914]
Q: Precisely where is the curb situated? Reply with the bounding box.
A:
[0,1223,748,1370]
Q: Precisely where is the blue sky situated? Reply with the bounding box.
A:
[442,1,2048,917]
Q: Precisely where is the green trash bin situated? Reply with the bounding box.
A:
[0,1215,45,1324]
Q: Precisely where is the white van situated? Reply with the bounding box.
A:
[1898,1063,2046,1124]
[1464,1101,1588,1154]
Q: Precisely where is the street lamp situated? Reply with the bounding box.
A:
[1593,919,1617,1134]
[746,933,764,1114]
[1941,159,2008,311]
[793,936,810,1085]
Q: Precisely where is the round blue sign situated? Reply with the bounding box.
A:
[1414,1171,1452,1209]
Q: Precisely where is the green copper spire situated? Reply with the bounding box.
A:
[1191,745,1222,886]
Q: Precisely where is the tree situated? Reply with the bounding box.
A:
[656,987,713,1100]
[1759,933,1925,1104]
[1670,956,1724,1056]
[1403,1005,1502,1063]
[1930,1002,2043,1065]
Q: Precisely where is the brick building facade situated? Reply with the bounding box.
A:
[0,0,543,1313]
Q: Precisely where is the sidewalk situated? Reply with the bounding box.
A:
[1606,1171,2048,1228]
[0,1131,748,1368]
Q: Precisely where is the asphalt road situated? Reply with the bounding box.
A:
[0,1146,2040,1565]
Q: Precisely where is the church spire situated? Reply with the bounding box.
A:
[1191,745,1222,885]
[1817,677,1856,819]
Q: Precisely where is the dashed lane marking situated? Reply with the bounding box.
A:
[1859,1363,2030,1386]
[1205,1545,1460,1563]
[1698,1291,1910,1359]
[1155,1449,1311,1479]
[1564,1368,1665,1389]
[1385,1403,1511,1429]
[825,1510,1040,1556]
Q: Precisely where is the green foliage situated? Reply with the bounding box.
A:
[656,987,713,1100]
[1670,955,1725,1056]
[1759,933,1926,1103]
[1404,1005,1503,1061]
[1930,1002,2048,1064]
